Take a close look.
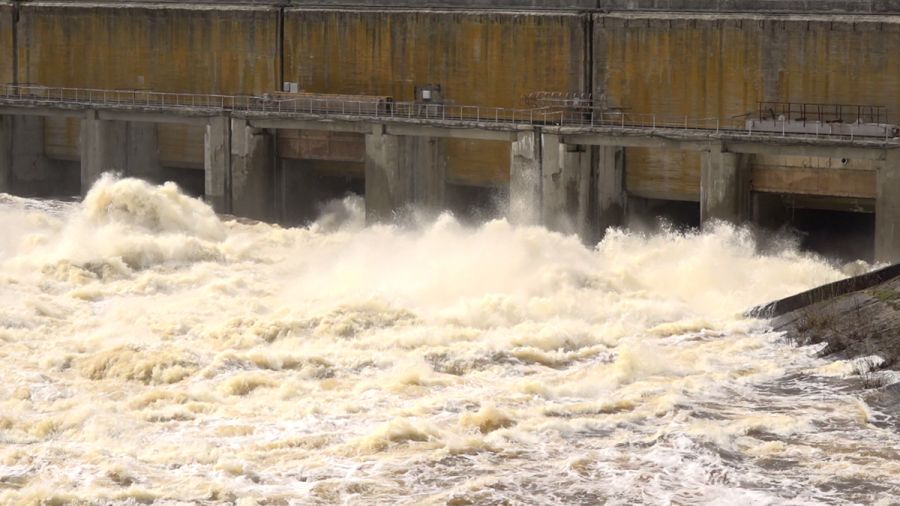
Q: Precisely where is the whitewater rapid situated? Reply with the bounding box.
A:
[1,176,898,505]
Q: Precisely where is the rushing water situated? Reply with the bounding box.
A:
[1,175,899,505]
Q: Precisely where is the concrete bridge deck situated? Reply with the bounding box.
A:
[1,85,899,261]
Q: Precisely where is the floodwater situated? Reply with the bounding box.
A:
[1,175,898,505]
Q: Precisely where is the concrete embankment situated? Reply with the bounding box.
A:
[751,264,900,376]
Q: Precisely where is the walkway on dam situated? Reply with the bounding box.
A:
[2,84,900,262]
[1,85,898,153]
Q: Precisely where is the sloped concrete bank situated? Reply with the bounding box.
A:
[751,264,900,409]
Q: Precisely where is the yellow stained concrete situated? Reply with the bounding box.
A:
[18,3,280,167]
[0,3,13,85]
[595,14,900,201]
[284,9,588,185]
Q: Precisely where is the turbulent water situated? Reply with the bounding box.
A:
[1,175,899,505]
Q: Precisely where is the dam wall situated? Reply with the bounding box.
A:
[595,13,900,202]
[1,1,899,257]
[11,2,280,184]
[283,9,588,186]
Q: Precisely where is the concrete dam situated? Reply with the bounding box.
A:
[1,0,900,260]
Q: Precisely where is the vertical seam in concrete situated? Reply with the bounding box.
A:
[11,1,18,86]
[535,127,543,223]
[584,11,593,97]
[276,6,284,92]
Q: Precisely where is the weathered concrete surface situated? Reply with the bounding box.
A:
[764,264,900,374]
[876,150,900,263]
[594,13,900,203]
[19,0,900,14]
[231,118,274,221]
[593,145,625,238]
[284,9,588,186]
[541,134,591,236]
[16,3,279,93]
[126,122,162,182]
[7,115,76,196]
[700,148,750,226]
[204,116,231,213]
[0,115,9,192]
[0,3,13,87]
[80,114,127,193]
[16,2,280,170]
[509,130,541,225]
[159,124,205,170]
[364,126,447,222]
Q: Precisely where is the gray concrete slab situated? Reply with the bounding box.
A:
[876,150,900,262]
[80,113,127,194]
[509,130,542,226]
[204,116,231,213]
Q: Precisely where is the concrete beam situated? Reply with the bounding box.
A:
[509,130,542,226]
[80,113,127,194]
[725,141,886,161]
[204,116,231,213]
[541,134,591,237]
[876,150,900,263]
[385,124,518,142]
[247,118,373,134]
[97,110,209,126]
[700,147,750,227]
[593,145,625,239]
[0,106,85,119]
[561,133,711,151]
[231,118,274,221]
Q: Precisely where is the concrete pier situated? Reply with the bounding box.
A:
[125,122,162,182]
[80,113,127,194]
[700,146,750,227]
[876,150,900,263]
[231,118,274,221]
[541,133,591,236]
[364,125,447,222]
[204,116,231,213]
[593,145,625,239]
[509,130,542,226]
[0,116,9,192]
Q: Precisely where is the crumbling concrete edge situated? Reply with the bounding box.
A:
[746,263,900,318]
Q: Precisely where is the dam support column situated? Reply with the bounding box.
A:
[80,111,127,195]
[509,130,542,225]
[231,118,274,221]
[125,122,162,182]
[404,135,447,215]
[0,116,10,192]
[541,133,591,237]
[204,116,231,213]
[700,145,750,228]
[875,150,900,263]
[594,145,625,241]
[364,125,447,223]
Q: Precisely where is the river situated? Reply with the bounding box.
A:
[1,175,898,504]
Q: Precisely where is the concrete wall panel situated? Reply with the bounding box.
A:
[594,13,900,201]
[284,9,588,185]
[0,3,13,86]
[17,3,280,93]
[17,3,280,169]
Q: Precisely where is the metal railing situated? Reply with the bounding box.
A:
[1,84,898,142]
